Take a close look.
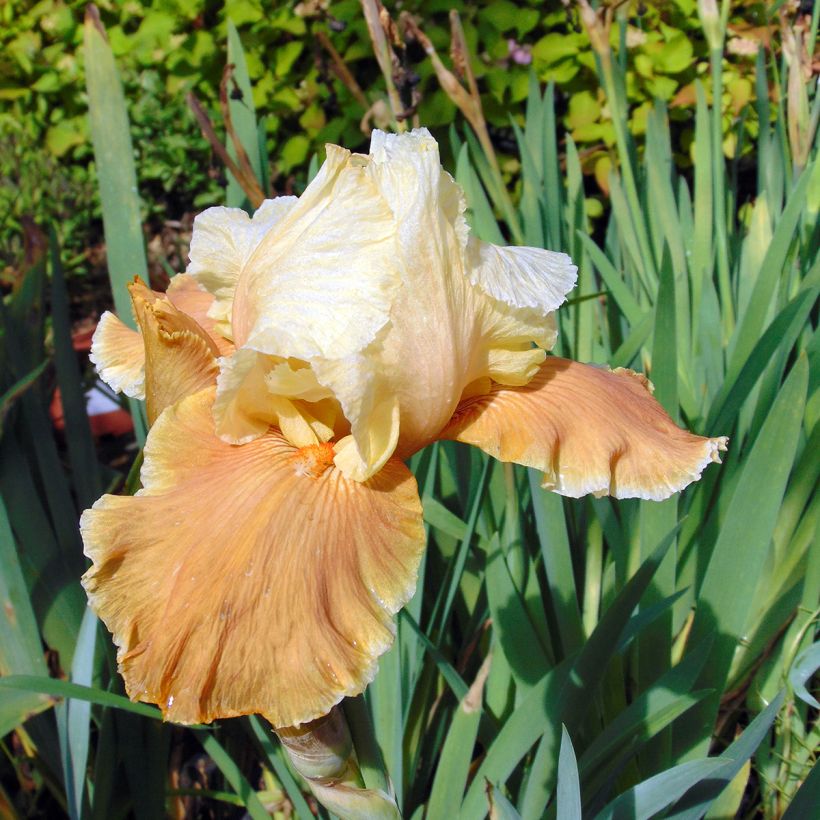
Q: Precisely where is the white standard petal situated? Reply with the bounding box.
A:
[186,197,297,335]
[234,145,400,360]
[465,236,578,314]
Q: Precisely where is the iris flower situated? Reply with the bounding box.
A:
[81,129,726,733]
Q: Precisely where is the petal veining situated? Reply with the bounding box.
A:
[81,388,426,728]
[441,357,728,500]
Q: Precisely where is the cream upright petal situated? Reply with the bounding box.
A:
[215,144,402,469]
[80,388,425,728]
[186,197,297,340]
[212,129,576,481]
[334,130,577,476]
[442,357,728,500]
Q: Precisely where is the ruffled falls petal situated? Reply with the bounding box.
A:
[441,357,728,500]
[90,311,146,399]
[80,388,425,728]
[129,280,220,424]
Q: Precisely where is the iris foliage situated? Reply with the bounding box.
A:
[0,3,817,818]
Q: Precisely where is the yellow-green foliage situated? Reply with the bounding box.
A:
[0,0,778,274]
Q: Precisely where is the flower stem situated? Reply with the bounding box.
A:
[276,705,401,819]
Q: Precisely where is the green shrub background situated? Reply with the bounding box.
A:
[1,0,773,280]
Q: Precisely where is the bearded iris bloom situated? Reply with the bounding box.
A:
[81,129,726,732]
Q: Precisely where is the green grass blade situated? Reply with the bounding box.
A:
[83,9,149,318]
[636,247,678,766]
[557,726,582,820]
[0,675,169,721]
[524,70,544,181]
[49,230,101,509]
[680,355,808,758]
[486,784,522,819]
[616,590,688,654]
[790,641,820,710]
[0,496,47,677]
[706,284,818,435]
[456,144,505,244]
[400,610,467,701]
[541,82,563,249]
[427,660,487,818]
[0,496,52,735]
[366,640,403,806]
[0,438,85,668]
[510,119,544,247]
[576,233,643,327]
[116,713,170,820]
[665,691,784,819]
[462,529,677,818]
[581,684,710,802]
[610,313,654,369]
[0,359,48,436]
[529,476,584,655]
[463,129,523,244]
[434,456,491,641]
[460,660,570,820]
[226,19,263,210]
[690,82,713,341]
[593,759,725,820]
[83,9,148,443]
[246,717,315,820]
[781,752,820,820]
[727,160,815,380]
[486,533,550,695]
[57,607,98,820]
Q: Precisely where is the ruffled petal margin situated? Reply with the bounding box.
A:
[80,388,425,728]
[441,357,728,500]
[130,281,219,424]
[166,274,235,357]
[89,312,146,400]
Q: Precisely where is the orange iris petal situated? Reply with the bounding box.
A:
[130,280,220,424]
[166,273,235,357]
[441,357,727,500]
[80,387,425,728]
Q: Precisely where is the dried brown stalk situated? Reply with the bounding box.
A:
[315,30,369,110]
[781,12,815,172]
[219,64,270,199]
[360,0,407,131]
[185,91,265,209]
[400,10,501,174]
